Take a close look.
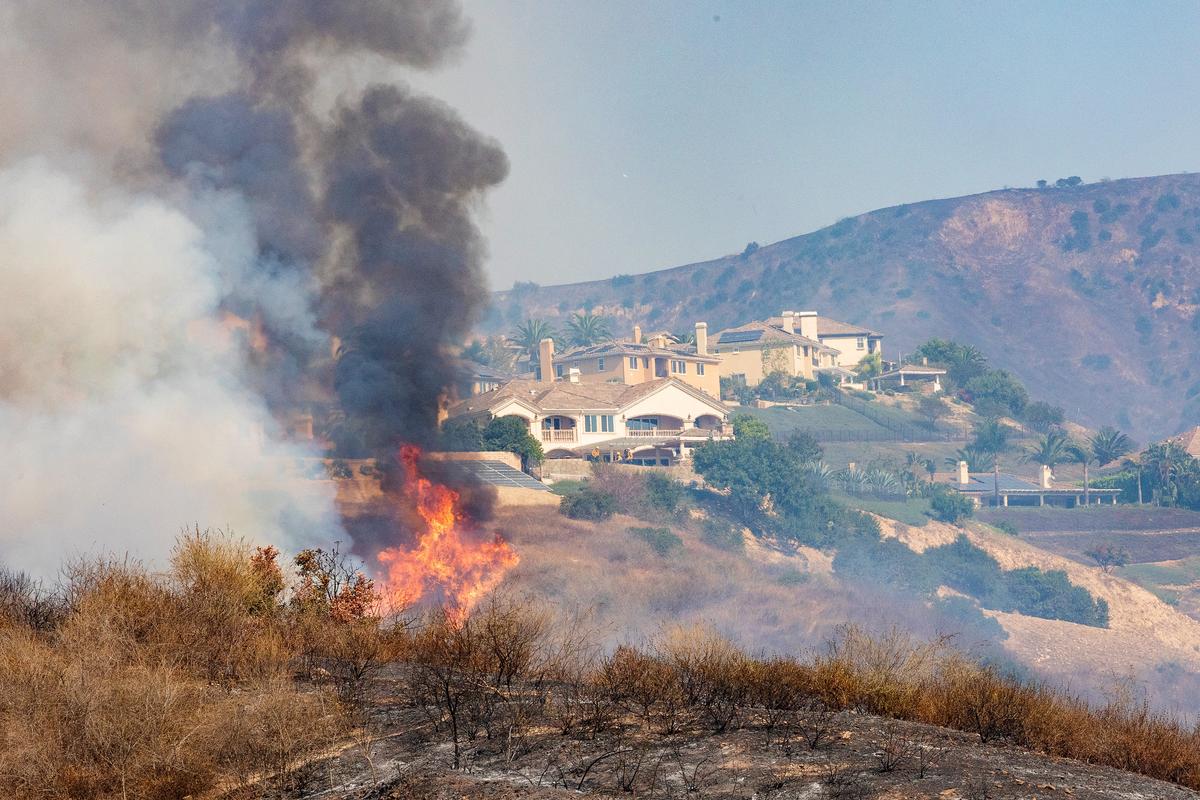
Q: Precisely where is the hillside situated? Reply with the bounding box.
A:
[486,174,1200,441]
[491,504,1200,717]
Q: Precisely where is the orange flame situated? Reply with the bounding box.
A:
[376,445,518,619]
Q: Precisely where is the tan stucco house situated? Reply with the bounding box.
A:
[710,312,840,386]
[545,322,722,398]
[763,311,884,367]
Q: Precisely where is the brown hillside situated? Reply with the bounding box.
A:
[487,175,1200,441]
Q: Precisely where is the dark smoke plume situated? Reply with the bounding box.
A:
[144,1,508,452]
[0,0,507,570]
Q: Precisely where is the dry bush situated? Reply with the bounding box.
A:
[0,567,66,632]
[405,593,560,766]
[657,626,751,732]
[0,531,353,800]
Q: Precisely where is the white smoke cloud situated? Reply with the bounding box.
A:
[0,159,338,576]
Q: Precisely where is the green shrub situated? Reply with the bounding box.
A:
[930,486,974,524]
[628,526,683,556]
[700,518,744,552]
[644,473,684,513]
[992,520,1019,536]
[560,486,617,520]
[851,389,875,401]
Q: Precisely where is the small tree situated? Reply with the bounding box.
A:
[1023,401,1065,433]
[854,352,883,381]
[930,486,974,525]
[786,430,823,463]
[482,415,544,470]
[1085,545,1129,574]
[440,418,483,451]
[731,413,771,440]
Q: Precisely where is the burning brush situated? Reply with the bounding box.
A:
[375,445,518,621]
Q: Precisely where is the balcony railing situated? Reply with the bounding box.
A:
[540,429,578,443]
[627,428,684,438]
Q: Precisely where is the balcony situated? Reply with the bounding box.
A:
[540,429,578,443]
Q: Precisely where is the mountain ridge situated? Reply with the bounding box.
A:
[486,173,1200,441]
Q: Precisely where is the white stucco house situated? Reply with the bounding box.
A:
[444,376,733,466]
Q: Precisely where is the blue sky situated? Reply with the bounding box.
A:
[409,1,1200,289]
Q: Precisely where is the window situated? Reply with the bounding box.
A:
[671,360,687,374]
[732,347,740,354]
[597,357,606,371]
[585,415,614,433]
[628,356,638,369]
[697,363,705,375]
[628,416,658,430]
[856,337,865,350]
[555,364,564,378]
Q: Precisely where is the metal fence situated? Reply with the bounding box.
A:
[806,392,967,443]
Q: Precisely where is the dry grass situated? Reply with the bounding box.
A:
[0,530,377,800]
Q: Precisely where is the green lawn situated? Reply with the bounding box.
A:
[832,491,931,526]
[737,404,888,436]
[1114,557,1200,606]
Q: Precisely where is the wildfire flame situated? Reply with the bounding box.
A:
[376,445,518,619]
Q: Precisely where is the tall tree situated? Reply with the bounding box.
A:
[973,418,1014,507]
[1069,441,1095,506]
[1141,442,1191,506]
[1090,426,1134,468]
[944,445,995,473]
[566,313,613,347]
[511,319,556,361]
[1020,431,1076,469]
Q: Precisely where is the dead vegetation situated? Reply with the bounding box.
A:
[0,529,399,799]
[4,530,1200,798]
[385,606,1200,795]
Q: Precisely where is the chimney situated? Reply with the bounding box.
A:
[796,311,819,340]
[1040,464,1053,489]
[957,460,969,485]
[695,321,708,355]
[568,367,581,384]
[632,324,642,344]
[538,337,555,384]
[780,311,795,334]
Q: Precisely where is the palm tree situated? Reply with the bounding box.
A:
[511,319,556,360]
[944,446,995,473]
[924,459,937,484]
[946,343,988,386]
[1069,441,1095,506]
[973,418,1013,507]
[566,313,612,347]
[1141,442,1191,506]
[1020,431,1076,469]
[1090,426,1134,468]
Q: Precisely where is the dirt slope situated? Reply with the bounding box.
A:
[486,174,1200,441]
[879,515,1200,711]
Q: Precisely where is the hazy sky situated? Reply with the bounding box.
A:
[409,1,1200,290]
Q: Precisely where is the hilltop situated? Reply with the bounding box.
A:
[485,174,1200,441]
